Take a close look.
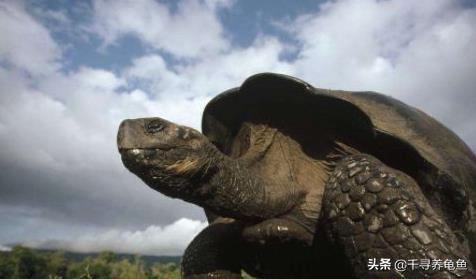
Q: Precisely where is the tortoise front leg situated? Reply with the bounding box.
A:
[241,218,314,247]
[323,154,474,278]
[184,217,315,279]
[182,218,244,279]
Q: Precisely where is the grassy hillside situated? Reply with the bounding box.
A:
[30,249,181,266]
[0,246,181,278]
[0,246,256,278]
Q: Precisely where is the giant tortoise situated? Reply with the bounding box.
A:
[117,73,476,278]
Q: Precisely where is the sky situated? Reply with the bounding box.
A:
[0,0,475,256]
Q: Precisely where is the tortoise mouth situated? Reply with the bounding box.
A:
[118,146,174,154]
[119,148,167,165]
[119,145,196,166]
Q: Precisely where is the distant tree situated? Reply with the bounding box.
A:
[9,246,46,279]
[149,262,180,279]
[0,248,191,279]
[110,257,148,279]
[96,251,117,264]
[66,256,111,279]
[45,251,67,278]
[65,261,86,279]
[0,251,14,278]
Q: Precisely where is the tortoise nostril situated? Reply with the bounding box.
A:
[146,120,166,134]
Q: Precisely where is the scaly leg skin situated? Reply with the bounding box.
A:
[241,218,314,247]
[323,154,474,278]
[182,219,243,279]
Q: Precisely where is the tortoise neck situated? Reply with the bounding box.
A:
[190,142,299,221]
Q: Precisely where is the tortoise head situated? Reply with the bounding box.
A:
[117,117,214,197]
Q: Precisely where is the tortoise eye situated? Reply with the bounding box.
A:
[146,120,166,134]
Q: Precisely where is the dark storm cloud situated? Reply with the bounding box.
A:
[0,161,203,228]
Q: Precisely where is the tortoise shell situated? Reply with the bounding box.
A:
[202,73,476,261]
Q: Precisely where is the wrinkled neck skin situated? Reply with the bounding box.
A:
[142,140,302,221]
[205,143,302,220]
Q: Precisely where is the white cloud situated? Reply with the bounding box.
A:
[0,1,204,236]
[90,0,231,58]
[0,59,205,230]
[0,245,11,252]
[126,36,293,97]
[0,66,124,171]
[122,36,294,127]
[176,36,295,95]
[27,218,207,256]
[288,0,476,149]
[0,1,61,76]
[204,0,235,10]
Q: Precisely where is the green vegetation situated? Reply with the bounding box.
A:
[0,246,257,279]
[0,246,180,279]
